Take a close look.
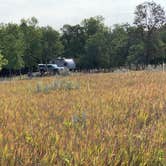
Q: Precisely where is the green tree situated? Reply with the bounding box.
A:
[0,23,25,75]
[0,52,8,70]
[155,25,166,65]
[61,16,108,69]
[61,24,86,68]
[41,26,64,64]
[20,17,42,72]
[127,42,145,69]
[126,26,146,68]
[83,31,110,69]
[81,16,111,69]
[81,16,105,36]
[134,1,166,65]
[110,24,129,67]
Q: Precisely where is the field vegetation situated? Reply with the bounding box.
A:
[0,72,166,165]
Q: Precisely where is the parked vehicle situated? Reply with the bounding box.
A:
[38,64,64,76]
[50,58,76,70]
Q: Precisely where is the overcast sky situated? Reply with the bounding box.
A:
[0,0,165,30]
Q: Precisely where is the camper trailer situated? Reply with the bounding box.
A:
[50,58,76,70]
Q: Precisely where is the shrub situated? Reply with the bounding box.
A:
[34,79,80,93]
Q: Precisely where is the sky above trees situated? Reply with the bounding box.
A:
[0,0,165,29]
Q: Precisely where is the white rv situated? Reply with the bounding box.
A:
[50,58,76,70]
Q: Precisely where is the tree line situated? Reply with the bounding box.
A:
[0,1,165,75]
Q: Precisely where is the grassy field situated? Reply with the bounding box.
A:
[0,72,166,165]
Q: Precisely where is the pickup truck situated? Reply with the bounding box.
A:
[38,64,65,75]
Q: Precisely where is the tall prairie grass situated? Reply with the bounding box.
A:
[0,72,165,165]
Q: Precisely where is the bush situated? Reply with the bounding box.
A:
[34,79,80,93]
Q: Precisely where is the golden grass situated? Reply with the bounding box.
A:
[0,72,166,165]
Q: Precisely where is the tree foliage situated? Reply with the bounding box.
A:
[0,2,165,75]
[134,1,166,65]
[0,52,8,71]
[41,26,64,64]
[134,1,165,31]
